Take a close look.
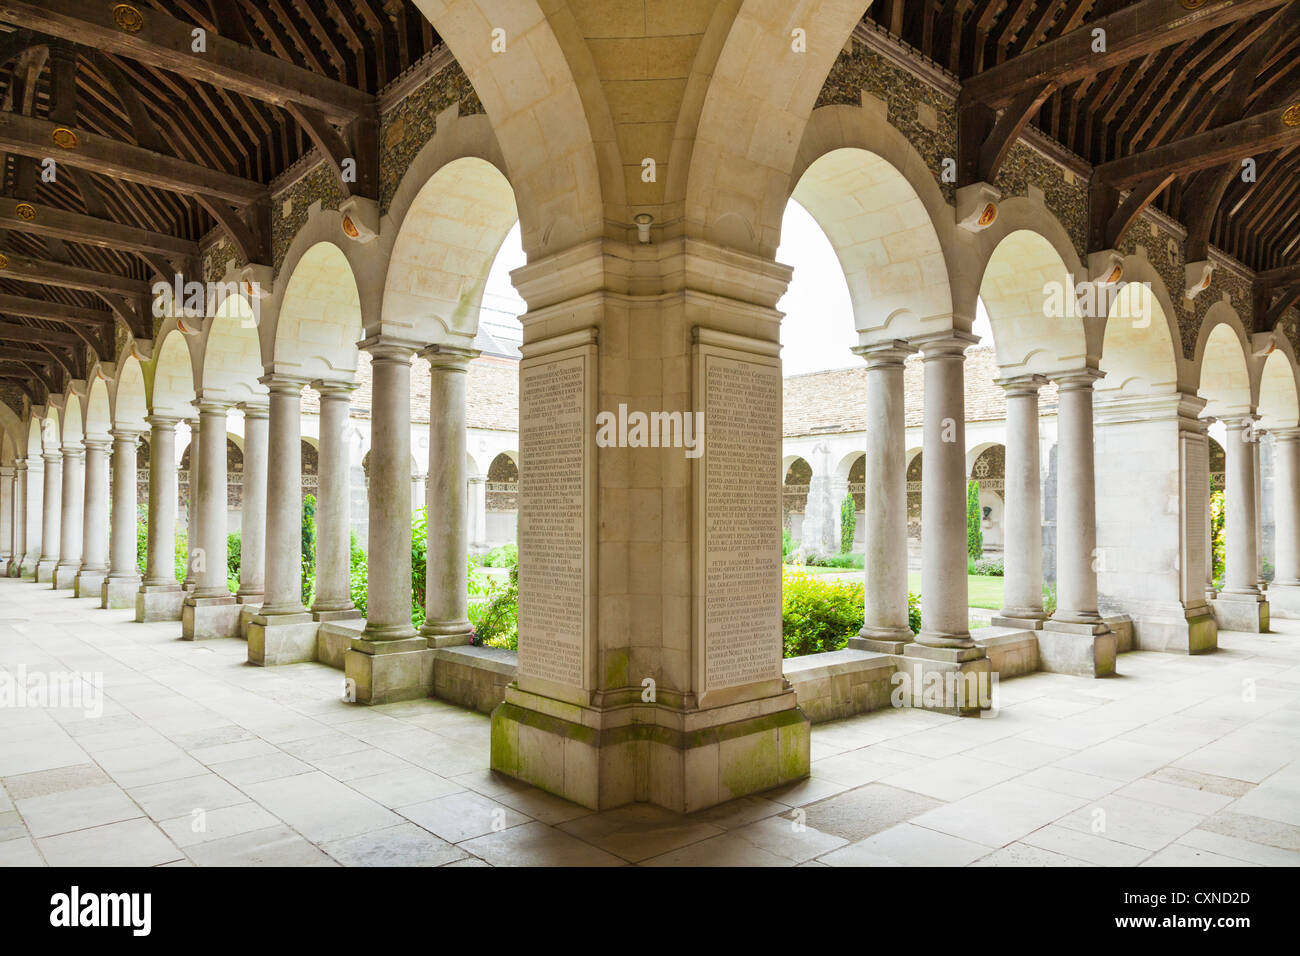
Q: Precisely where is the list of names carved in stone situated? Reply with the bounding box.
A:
[704,353,782,690]
[517,355,586,687]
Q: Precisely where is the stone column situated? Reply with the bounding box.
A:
[1269,428,1300,617]
[104,428,143,608]
[182,418,200,592]
[36,450,62,583]
[74,436,111,598]
[1041,368,1115,676]
[420,346,477,646]
[9,461,25,577]
[22,455,42,578]
[1206,419,1218,601]
[994,375,1048,629]
[53,443,84,589]
[182,402,240,639]
[1211,417,1269,630]
[236,402,269,639]
[1254,437,1265,589]
[345,340,429,702]
[310,382,360,622]
[898,331,989,714]
[0,465,12,572]
[247,377,316,664]
[137,416,184,621]
[849,340,916,653]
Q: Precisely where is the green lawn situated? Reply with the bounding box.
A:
[907,573,1004,610]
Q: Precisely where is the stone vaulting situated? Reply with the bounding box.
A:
[1,1,1300,870]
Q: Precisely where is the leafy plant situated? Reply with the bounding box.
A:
[781,570,863,657]
[969,556,1004,576]
[781,527,795,559]
[349,531,368,616]
[805,551,865,569]
[301,494,317,606]
[967,480,983,560]
[839,494,857,554]
[227,530,241,593]
[1210,486,1225,589]
[908,591,922,635]
[482,543,518,568]
[473,559,519,649]
[1042,582,1057,616]
[410,506,427,628]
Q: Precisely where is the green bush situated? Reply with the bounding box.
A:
[969,556,1004,576]
[136,504,148,573]
[967,480,983,560]
[482,543,518,568]
[301,494,317,606]
[908,591,922,635]
[781,527,795,558]
[839,494,856,554]
[349,531,368,616]
[473,560,519,649]
[227,530,241,593]
[1210,486,1225,588]
[174,530,187,584]
[806,551,865,569]
[410,507,428,628]
[1042,582,1057,616]
[781,570,863,657]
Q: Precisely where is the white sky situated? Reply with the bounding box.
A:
[484,204,992,373]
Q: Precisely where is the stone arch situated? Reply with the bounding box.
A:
[487,451,518,483]
[111,352,148,431]
[26,416,42,459]
[786,143,953,342]
[684,1,872,256]
[1195,303,1255,419]
[380,155,519,348]
[271,240,363,383]
[976,227,1087,375]
[149,324,198,419]
[84,376,111,441]
[1257,344,1300,430]
[198,292,267,403]
[41,406,62,454]
[1098,278,1182,399]
[406,1,605,255]
[61,391,83,446]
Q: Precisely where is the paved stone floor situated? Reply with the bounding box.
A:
[2,578,1299,867]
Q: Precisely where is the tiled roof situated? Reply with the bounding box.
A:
[783,346,1060,437]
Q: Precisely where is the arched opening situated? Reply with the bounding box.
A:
[782,457,813,546]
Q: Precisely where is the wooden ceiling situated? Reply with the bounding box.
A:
[0,0,438,407]
[1,1,1299,408]
[869,0,1300,274]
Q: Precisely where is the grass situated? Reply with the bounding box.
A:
[907,572,1004,610]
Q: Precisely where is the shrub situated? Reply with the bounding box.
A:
[136,504,148,573]
[781,570,863,657]
[410,507,428,628]
[781,527,794,559]
[805,551,864,569]
[349,531,368,616]
[970,556,1004,576]
[227,530,241,593]
[482,543,518,568]
[1042,582,1057,616]
[839,494,856,554]
[908,591,921,635]
[473,560,519,649]
[174,530,187,584]
[301,494,317,606]
[967,480,983,560]
[1210,487,1225,588]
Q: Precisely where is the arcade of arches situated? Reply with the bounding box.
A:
[2,2,1300,847]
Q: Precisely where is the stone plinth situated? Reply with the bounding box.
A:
[74,570,107,600]
[182,596,241,640]
[247,614,318,665]
[136,585,184,622]
[102,575,141,610]
[345,636,433,703]
[1266,583,1300,619]
[1038,620,1117,676]
[1211,594,1269,633]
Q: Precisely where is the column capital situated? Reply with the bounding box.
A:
[359,334,421,363]
[313,379,359,398]
[419,344,480,371]
[239,401,270,419]
[996,373,1049,395]
[258,373,310,394]
[0,465,13,479]
[1221,414,1260,431]
[60,444,84,460]
[851,339,917,369]
[14,460,26,474]
[1270,426,1300,443]
[196,399,234,415]
[910,329,979,359]
[82,436,112,451]
[109,426,145,443]
[146,414,182,429]
[1051,367,1105,391]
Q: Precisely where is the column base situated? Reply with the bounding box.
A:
[4,557,16,578]
[247,612,318,666]
[102,575,141,609]
[238,603,259,640]
[20,554,39,578]
[1039,618,1117,677]
[52,563,79,589]
[136,584,185,622]
[235,590,264,605]
[35,559,58,583]
[897,643,993,715]
[312,607,363,623]
[420,620,474,648]
[848,624,913,655]
[182,595,241,640]
[991,607,1047,630]
[74,569,107,599]
[489,684,810,812]
[1210,593,1269,633]
[344,637,433,704]
[1104,600,1217,654]
[1262,582,1300,620]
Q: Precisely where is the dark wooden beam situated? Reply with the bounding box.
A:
[0,293,114,328]
[0,321,83,348]
[0,112,265,206]
[0,347,59,366]
[0,252,151,298]
[1094,101,1300,188]
[1096,172,1177,249]
[0,198,197,262]
[0,0,373,124]
[962,0,1289,108]
[1265,285,1300,325]
[959,81,1057,185]
[1258,262,1300,286]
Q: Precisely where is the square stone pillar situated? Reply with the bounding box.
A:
[1094,392,1216,653]
[1212,416,1269,631]
[489,239,809,812]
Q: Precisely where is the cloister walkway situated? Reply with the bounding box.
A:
[2,576,1298,867]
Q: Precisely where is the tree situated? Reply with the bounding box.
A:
[967,481,983,560]
[839,494,857,554]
